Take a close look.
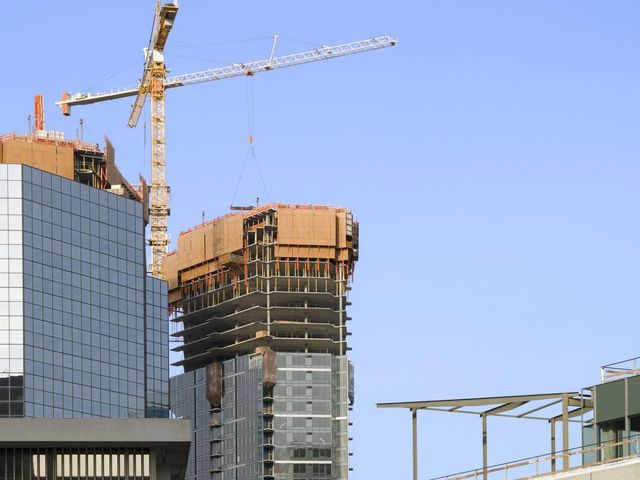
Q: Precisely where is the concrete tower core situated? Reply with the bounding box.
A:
[168,204,358,480]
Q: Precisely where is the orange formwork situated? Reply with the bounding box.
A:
[0,132,144,204]
[167,203,359,313]
[170,202,359,369]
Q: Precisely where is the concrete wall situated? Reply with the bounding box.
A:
[546,458,640,479]
[0,418,191,445]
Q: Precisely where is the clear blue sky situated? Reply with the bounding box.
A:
[2,1,640,478]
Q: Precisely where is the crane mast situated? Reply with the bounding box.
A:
[139,1,176,279]
[57,0,396,279]
[149,55,170,279]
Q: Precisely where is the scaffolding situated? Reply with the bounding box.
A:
[0,131,144,203]
[74,148,107,189]
[168,203,358,370]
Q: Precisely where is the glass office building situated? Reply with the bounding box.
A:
[171,352,348,480]
[0,163,168,418]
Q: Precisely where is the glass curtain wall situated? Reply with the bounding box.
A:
[0,164,25,417]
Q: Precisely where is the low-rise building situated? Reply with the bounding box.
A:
[0,418,190,480]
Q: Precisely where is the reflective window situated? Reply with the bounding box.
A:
[0,165,169,419]
[0,165,24,417]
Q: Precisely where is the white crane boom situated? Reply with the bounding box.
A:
[56,35,397,119]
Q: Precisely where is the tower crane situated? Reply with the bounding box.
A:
[56,0,396,279]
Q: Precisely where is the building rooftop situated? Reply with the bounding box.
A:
[0,131,146,209]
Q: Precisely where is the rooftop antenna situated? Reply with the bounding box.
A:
[27,114,32,136]
[202,211,205,225]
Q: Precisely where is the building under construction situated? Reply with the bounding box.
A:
[168,203,358,480]
[0,130,146,206]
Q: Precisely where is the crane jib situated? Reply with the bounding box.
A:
[56,36,397,109]
[54,29,396,279]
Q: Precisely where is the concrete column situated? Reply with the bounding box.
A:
[150,450,158,480]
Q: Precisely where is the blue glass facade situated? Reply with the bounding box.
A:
[146,276,169,418]
[0,164,25,417]
[0,164,168,418]
[171,352,348,480]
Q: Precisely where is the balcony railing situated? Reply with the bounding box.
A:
[601,356,640,382]
[432,435,640,480]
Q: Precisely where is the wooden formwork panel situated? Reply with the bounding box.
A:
[2,140,33,167]
[178,261,222,284]
[55,145,74,179]
[166,252,179,291]
[336,211,348,248]
[167,204,356,303]
[176,213,243,270]
[275,245,337,259]
[278,206,337,247]
[31,143,53,172]
[104,138,119,185]
[168,289,182,307]
[0,140,75,180]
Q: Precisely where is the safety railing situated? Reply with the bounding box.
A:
[601,356,640,383]
[432,435,640,480]
[0,132,101,151]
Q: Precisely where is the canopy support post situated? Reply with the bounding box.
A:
[412,408,418,480]
[482,412,488,480]
[550,418,556,472]
[562,394,569,471]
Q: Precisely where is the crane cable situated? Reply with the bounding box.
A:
[230,77,271,206]
[167,36,272,51]
[171,53,232,66]
[85,57,140,92]
[247,77,271,203]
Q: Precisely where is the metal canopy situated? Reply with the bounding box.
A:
[377,392,593,480]
[377,391,593,422]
